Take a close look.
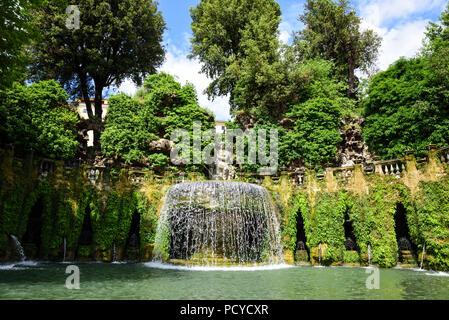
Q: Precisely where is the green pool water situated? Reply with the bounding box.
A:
[1,261,449,300]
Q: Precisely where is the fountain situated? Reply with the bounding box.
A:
[296,241,306,251]
[318,243,322,265]
[63,237,66,262]
[10,235,26,262]
[112,242,117,263]
[398,237,412,251]
[153,181,283,266]
[367,244,372,265]
[420,243,426,269]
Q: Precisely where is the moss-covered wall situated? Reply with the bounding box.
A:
[273,149,449,271]
[2,146,449,270]
[0,149,170,262]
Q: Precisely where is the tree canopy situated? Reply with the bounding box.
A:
[0,80,79,159]
[0,0,43,89]
[101,73,215,168]
[293,0,381,99]
[363,57,449,159]
[363,4,449,159]
[29,0,166,149]
[190,0,281,112]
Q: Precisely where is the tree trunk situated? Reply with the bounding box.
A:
[93,86,104,151]
[347,44,358,100]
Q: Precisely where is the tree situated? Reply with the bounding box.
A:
[233,45,353,120]
[229,58,352,170]
[189,0,281,113]
[363,57,449,159]
[0,80,79,159]
[363,4,449,160]
[424,3,449,89]
[293,0,381,99]
[0,0,43,89]
[278,59,351,167]
[29,0,166,149]
[101,73,215,167]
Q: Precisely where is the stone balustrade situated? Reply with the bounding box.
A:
[437,146,449,165]
[332,167,354,185]
[2,143,449,187]
[373,158,406,177]
[291,171,305,186]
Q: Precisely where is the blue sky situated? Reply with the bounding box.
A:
[118,0,448,121]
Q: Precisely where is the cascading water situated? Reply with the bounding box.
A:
[10,235,26,262]
[153,181,284,266]
[63,237,66,262]
[318,243,322,265]
[112,242,117,262]
[367,244,372,265]
[420,244,426,269]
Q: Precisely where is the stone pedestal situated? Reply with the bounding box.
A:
[282,250,295,265]
[294,250,309,263]
[141,244,154,262]
[95,246,112,262]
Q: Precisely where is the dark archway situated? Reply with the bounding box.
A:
[343,211,359,251]
[394,203,417,262]
[295,210,309,257]
[22,199,44,259]
[78,207,93,246]
[124,211,141,261]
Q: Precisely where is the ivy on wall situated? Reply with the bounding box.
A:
[3,148,449,270]
[351,179,415,268]
[412,178,449,270]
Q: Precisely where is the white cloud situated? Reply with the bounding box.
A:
[359,0,446,26]
[360,18,429,71]
[279,21,293,44]
[117,79,138,96]
[378,20,429,70]
[358,0,445,72]
[160,48,231,121]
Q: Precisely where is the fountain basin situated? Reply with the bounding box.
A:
[153,181,284,266]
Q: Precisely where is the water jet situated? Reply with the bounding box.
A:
[153,181,284,266]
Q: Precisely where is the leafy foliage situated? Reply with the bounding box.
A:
[231,59,352,170]
[101,73,215,167]
[0,80,79,159]
[282,98,343,167]
[29,0,166,148]
[190,0,281,112]
[0,0,43,89]
[293,0,381,98]
[424,3,449,87]
[412,178,449,270]
[363,57,449,159]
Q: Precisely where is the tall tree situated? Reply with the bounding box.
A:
[363,5,449,160]
[189,0,281,113]
[294,0,381,99]
[0,0,43,89]
[29,0,166,149]
[424,3,449,88]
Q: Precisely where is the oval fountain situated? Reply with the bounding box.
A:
[150,181,286,269]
